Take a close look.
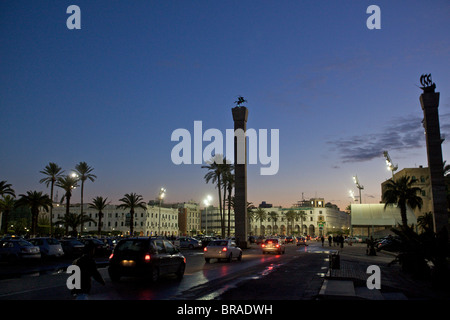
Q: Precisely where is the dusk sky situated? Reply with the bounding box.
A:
[1,0,449,211]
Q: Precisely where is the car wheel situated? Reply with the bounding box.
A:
[227,253,233,263]
[205,258,210,263]
[176,263,185,281]
[237,252,242,261]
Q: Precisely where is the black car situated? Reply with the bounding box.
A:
[60,238,85,257]
[108,237,186,282]
[79,238,111,256]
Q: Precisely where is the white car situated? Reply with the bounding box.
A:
[203,239,242,263]
[29,237,64,257]
[344,236,362,243]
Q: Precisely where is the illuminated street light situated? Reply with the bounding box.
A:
[203,195,213,235]
[349,190,355,201]
[383,151,398,178]
[353,175,364,204]
[158,187,166,236]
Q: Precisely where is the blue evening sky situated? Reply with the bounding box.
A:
[1,0,449,210]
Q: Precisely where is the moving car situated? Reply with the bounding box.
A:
[178,237,202,249]
[262,238,285,254]
[296,236,308,246]
[0,239,41,262]
[203,239,243,263]
[108,237,186,282]
[29,237,64,258]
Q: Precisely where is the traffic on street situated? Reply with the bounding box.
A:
[0,237,330,300]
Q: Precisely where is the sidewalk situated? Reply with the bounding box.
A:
[218,242,450,300]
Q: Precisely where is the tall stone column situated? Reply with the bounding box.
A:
[232,105,249,249]
[419,75,449,235]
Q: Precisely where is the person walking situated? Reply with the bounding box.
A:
[321,235,325,247]
[328,235,332,247]
[71,241,105,300]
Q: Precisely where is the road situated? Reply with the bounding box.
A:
[0,241,330,300]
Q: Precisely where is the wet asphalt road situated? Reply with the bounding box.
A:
[0,242,327,300]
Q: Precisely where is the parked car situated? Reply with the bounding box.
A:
[203,239,243,263]
[108,237,186,282]
[285,236,295,244]
[60,238,85,257]
[29,237,64,258]
[178,237,202,249]
[262,238,285,254]
[0,239,41,262]
[99,237,118,251]
[376,236,401,252]
[344,237,362,243]
[79,238,111,256]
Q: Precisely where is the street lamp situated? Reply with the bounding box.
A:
[353,175,364,204]
[383,151,398,178]
[158,187,166,236]
[203,195,212,236]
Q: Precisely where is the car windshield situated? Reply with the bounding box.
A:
[208,240,228,247]
[265,239,278,244]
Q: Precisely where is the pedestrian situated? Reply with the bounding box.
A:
[340,235,344,249]
[71,241,105,300]
[328,235,332,247]
[321,235,325,247]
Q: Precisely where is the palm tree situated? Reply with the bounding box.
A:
[0,181,15,198]
[117,193,146,236]
[16,191,52,236]
[297,210,307,235]
[202,155,228,237]
[89,196,109,236]
[39,162,64,236]
[54,212,95,237]
[74,162,97,235]
[443,160,450,176]
[254,208,267,236]
[0,195,16,234]
[56,175,79,235]
[417,212,434,234]
[268,211,278,235]
[222,163,234,237]
[285,210,296,235]
[383,176,423,228]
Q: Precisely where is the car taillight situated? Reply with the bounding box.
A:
[262,244,265,247]
[203,247,208,252]
[144,254,151,262]
[109,253,114,259]
[276,244,280,248]
[222,247,227,252]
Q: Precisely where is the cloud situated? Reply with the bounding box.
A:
[329,113,450,163]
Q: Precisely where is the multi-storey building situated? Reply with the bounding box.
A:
[178,200,201,236]
[50,203,181,236]
[381,166,432,219]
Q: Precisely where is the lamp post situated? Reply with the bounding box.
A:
[383,151,398,178]
[158,187,166,236]
[353,175,364,204]
[203,195,212,236]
